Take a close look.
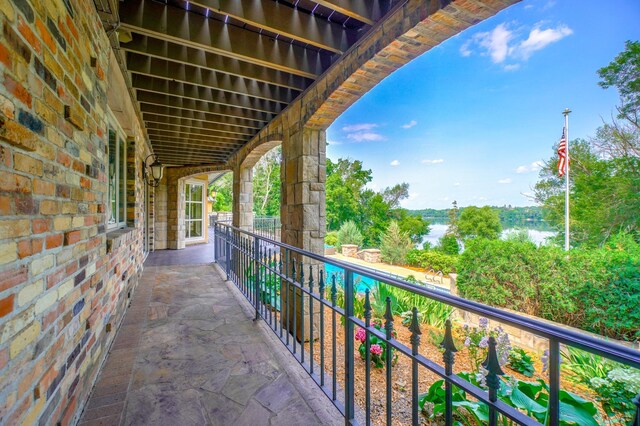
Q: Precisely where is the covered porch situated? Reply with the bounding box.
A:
[79,240,341,425]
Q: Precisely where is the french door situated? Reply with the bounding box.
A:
[185,181,205,241]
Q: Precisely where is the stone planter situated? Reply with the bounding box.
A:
[324,246,336,255]
[341,244,358,258]
[361,249,381,263]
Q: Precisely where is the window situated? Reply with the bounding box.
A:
[108,127,127,228]
[185,181,204,240]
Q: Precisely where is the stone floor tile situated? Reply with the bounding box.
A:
[79,244,341,425]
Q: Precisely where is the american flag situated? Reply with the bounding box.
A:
[557,127,567,177]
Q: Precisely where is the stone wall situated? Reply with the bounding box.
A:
[153,176,167,250]
[0,1,151,424]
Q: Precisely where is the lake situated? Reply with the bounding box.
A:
[422,223,556,247]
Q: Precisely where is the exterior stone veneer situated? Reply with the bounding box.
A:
[341,245,358,258]
[0,0,152,424]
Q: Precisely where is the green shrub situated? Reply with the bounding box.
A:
[405,249,458,275]
[456,236,640,341]
[379,220,413,265]
[325,231,338,247]
[438,234,460,255]
[562,346,639,422]
[336,221,364,249]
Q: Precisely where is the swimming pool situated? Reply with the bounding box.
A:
[324,263,449,294]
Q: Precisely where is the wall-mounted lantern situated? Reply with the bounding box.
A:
[143,154,164,187]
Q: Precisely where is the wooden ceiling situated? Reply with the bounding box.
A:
[114,0,393,165]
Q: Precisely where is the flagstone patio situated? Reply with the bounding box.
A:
[78,246,341,425]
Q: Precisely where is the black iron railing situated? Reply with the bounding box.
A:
[253,216,281,241]
[213,222,640,426]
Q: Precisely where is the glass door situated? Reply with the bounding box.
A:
[185,181,204,241]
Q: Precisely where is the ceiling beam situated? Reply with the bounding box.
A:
[142,114,254,137]
[128,63,285,114]
[121,34,311,91]
[188,0,358,54]
[158,154,226,167]
[150,144,233,155]
[135,90,273,122]
[127,54,297,104]
[148,134,243,149]
[146,130,245,147]
[145,122,249,142]
[119,0,332,79]
[138,104,263,130]
[312,1,387,25]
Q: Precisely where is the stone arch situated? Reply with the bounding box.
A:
[231,137,283,231]
[162,163,230,249]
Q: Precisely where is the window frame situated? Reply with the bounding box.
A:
[107,113,127,230]
[184,179,205,242]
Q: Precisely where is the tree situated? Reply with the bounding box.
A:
[457,206,502,240]
[438,234,460,255]
[379,221,413,265]
[598,40,640,129]
[210,173,232,212]
[445,201,460,239]
[336,221,364,249]
[393,209,430,245]
[252,147,281,216]
[382,183,409,208]
[534,138,640,247]
[326,158,372,230]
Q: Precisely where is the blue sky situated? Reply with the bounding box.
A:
[326,0,640,210]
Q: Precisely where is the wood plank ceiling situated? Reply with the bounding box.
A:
[113,0,393,166]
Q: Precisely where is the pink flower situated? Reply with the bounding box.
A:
[370,344,383,356]
[355,327,366,342]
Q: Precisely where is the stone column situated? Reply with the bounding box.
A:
[232,164,253,231]
[280,127,326,341]
[166,176,186,250]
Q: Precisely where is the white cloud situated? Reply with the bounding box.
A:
[390,160,400,166]
[479,23,513,63]
[401,120,417,129]
[460,21,572,69]
[511,23,573,60]
[327,139,342,146]
[342,123,378,132]
[453,182,461,187]
[498,178,512,184]
[421,159,444,165]
[346,132,385,142]
[460,41,473,57]
[516,160,543,173]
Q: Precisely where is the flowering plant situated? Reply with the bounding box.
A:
[460,318,511,371]
[355,320,398,369]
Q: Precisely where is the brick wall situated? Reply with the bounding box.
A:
[0,0,151,424]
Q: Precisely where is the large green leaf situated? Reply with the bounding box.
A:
[559,401,600,426]
[509,386,547,414]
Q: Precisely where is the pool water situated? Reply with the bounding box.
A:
[324,263,449,294]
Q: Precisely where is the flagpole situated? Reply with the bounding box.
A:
[563,108,571,251]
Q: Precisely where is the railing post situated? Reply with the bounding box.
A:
[253,236,260,321]
[410,307,422,426]
[548,338,560,426]
[384,297,394,426]
[441,319,458,426]
[482,336,505,426]
[364,289,372,426]
[225,225,231,280]
[344,269,355,424]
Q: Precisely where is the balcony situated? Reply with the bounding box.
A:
[80,223,640,426]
